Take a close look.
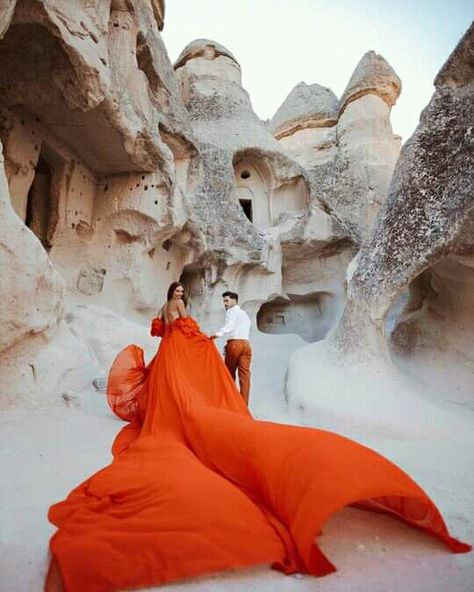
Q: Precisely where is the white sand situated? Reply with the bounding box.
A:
[1,311,473,591]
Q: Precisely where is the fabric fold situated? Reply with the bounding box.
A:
[47,316,471,592]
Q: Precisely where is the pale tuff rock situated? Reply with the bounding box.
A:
[0,143,64,353]
[340,23,473,357]
[0,0,471,417]
[0,0,196,325]
[0,0,195,404]
[268,82,339,139]
[173,38,348,330]
[65,303,158,372]
[339,50,402,115]
[0,0,191,176]
[175,38,240,70]
[388,23,474,367]
[0,139,95,407]
[286,24,474,433]
[271,52,401,243]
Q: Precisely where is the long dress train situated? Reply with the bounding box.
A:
[47,317,470,591]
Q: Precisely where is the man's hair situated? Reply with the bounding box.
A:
[222,291,238,302]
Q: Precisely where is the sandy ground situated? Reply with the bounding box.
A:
[1,328,473,592]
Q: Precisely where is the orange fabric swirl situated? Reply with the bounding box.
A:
[150,317,164,337]
[47,316,471,592]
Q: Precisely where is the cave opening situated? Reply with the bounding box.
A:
[25,152,54,250]
[239,198,253,222]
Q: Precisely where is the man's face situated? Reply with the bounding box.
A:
[223,296,236,310]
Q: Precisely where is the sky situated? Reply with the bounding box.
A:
[162,0,472,142]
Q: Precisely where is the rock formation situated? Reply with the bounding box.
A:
[172,38,352,334]
[335,25,473,363]
[4,0,461,412]
[269,51,402,243]
[286,23,474,436]
[0,0,192,404]
[269,82,339,139]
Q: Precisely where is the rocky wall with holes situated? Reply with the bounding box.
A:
[2,0,455,406]
[0,0,196,404]
[171,39,352,333]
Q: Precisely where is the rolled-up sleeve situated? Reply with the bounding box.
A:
[215,308,236,338]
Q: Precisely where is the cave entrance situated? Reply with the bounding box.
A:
[232,154,271,228]
[25,151,54,250]
[257,292,336,342]
[239,198,253,222]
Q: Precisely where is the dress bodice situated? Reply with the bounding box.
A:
[150,316,201,338]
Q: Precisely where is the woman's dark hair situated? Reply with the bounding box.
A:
[222,291,238,302]
[167,282,187,305]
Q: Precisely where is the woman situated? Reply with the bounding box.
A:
[160,281,187,323]
[46,282,470,591]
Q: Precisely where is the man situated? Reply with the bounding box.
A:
[211,291,252,405]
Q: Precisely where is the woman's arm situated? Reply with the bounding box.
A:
[177,299,188,318]
[151,308,165,336]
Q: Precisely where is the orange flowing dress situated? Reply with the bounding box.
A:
[47,317,470,591]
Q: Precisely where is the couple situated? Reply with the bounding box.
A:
[46,282,470,591]
[161,283,252,404]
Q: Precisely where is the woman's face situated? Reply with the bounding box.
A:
[173,285,184,299]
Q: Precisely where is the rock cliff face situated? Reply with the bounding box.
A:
[0,0,193,320]
[335,24,473,360]
[286,24,474,434]
[0,0,192,404]
[2,1,467,409]
[270,51,402,243]
[172,38,351,332]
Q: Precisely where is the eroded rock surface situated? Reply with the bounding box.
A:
[0,0,195,404]
[0,140,64,353]
[172,38,349,332]
[339,24,474,358]
[286,23,474,433]
[269,82,339,138]
[271,51,402,243]
[1,1,470,413]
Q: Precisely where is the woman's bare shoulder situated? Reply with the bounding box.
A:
[177,299,187,317]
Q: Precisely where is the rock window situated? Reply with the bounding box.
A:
[232,152,272,228]
[257,293,336,342]
[25,153,53,250]
[267,313,286,325]
[239,198,253,222]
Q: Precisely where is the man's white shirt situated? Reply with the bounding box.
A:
[215,305,251,340]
